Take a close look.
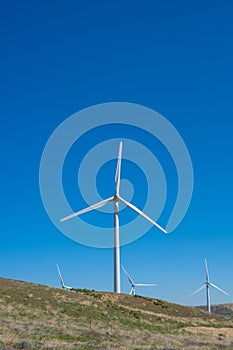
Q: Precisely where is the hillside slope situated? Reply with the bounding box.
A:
[0,278,233,349]
[207,304,233,318]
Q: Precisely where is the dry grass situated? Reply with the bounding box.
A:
[0,278,233,349]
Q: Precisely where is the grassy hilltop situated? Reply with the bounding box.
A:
[0,278,233,349]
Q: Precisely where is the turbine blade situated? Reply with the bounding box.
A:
[65,286,72,290]
[56,264,65,288]
[189,284,206,297]
[205,258,209,282]
[135,284,157,287]
[129,286,134,295]
[115,141,123,196]
[209,282,229,295]
[121,265,135,285]
[118,196,167,233]
[60,196,114,222]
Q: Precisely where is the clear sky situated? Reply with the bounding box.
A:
[1,1,233,306]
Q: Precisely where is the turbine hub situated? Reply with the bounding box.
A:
[113,195,119,203]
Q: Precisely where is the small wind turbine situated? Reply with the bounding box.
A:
[121,265,156,296]
[190,258,229,313]
[60,141,167,293]
[56,264,73,291]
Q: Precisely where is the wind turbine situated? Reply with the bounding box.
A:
[121,265,156,296]
[60,141,167,293]
[190,258,228,313]
[56,264,73,291]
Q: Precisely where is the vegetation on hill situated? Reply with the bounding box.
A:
[0,278,233,349]
[198,304,233,318]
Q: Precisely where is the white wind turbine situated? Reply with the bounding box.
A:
[56,264,73,291]
[60,141,167,293]
[121,265,157,296]
[190,258,229,313]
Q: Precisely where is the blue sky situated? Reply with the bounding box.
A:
[1,1,233,306]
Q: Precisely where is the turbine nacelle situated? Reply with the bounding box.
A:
[113,194,119,203]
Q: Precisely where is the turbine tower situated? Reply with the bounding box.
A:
[190,258,228,313]
[60,141,167,293]
[121,265,156,296]
[56,264,73,291]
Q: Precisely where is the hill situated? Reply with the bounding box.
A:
[0,278,233,349]
[201,304,233,318]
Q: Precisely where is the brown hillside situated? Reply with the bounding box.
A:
[0,277,233,349]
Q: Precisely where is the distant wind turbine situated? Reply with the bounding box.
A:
[190,258,228,313]
[56,264,73,291]
[60,141,167,293]
[121,265,156,295]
